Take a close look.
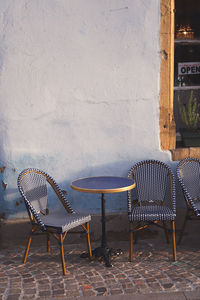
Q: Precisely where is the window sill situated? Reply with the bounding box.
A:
[171,147,200,160]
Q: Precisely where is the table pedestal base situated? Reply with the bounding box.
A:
[93,246,112,267]
[80,247,123,267]
[93,246,123,267]
[81,192,123,267]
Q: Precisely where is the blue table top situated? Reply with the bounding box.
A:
[71,176,135,194]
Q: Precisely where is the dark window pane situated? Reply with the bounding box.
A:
[175,0,200,39]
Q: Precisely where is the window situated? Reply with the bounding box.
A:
[160,0,200,160]
[174,0,200,148]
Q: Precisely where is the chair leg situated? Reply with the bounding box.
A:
[171,220,177,261]
[47,234,50,253]
[86,223,92,260]
[23,233,32,264]
[59,234,66,275]
[129,222,134,262]
[134,222,140,244]
[163,221,170,243]
[178,209,189,245]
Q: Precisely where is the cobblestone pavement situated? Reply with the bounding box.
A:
[0,240,200,300]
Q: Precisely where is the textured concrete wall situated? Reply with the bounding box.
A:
[0,0,175,219]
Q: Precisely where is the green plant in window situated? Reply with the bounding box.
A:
[178,91,200,130]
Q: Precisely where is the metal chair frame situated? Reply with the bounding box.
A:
[177,157,200,244]
[18,168,92,275]
[128,160,177,262]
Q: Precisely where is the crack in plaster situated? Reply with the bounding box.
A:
[109,7,128,12]
[73,98,151,105]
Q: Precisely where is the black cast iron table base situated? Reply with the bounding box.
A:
[93,246,123,267]
[80,247,123,267]
[81,193,123,267]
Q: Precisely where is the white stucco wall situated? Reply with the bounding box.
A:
[0,0,173,218]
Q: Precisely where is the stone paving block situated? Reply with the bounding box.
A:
[6,295,21,300]
[121,282,135,289]
[82,289,96,296]
[52,289,65,296]
[64,278,76,284]
[162,283,174,289]
[0,277,8,283]
[95,287,107,295]
[37,279,50,285]
[66,290,81,297]
[110,288,124,295]
[90,275,103,282]
[22,296,36,300]
[104,273,115,279]
[105,278,118,285]
[23,288,37,295]
[65,283,79,290]
[108,284,121,290]
[8,289,21,295]
[38,290,51,297]
[10,280,22,287]
[38,284,51,291]
[92,281,105,288]
[123,288,137,294]
[52,283,65,290]
[23,278,35,284]
[75,275,87,281]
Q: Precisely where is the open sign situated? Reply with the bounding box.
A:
[178,62,200,75]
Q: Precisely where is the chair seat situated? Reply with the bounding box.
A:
[40,211,91,233]
[129,205,176,222]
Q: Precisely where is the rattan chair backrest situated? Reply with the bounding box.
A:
[128,160,175,212]
[18,168,74,230]
[20,170,48,214]
[177,158,200,212]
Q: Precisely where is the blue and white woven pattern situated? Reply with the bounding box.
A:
[39,212,91,232]
[17,168,79,232]
[19,171,48,214]
[127,160,176,222]
[177,158,200,217]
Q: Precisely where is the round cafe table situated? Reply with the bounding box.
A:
[71,176,135,267]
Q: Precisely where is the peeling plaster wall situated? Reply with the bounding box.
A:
[0,0,173,219]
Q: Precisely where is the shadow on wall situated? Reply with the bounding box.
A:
[0,166,6,223]
[0,132,17,222]
[0,156,186,219]
[1,158,139,219]
[0,165,18,222]
[0,117,21,221]
[4,159,137,219]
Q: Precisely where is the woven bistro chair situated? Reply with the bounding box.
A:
[128,160,177,262]
[17,168,92,275]
[177,157,200,244]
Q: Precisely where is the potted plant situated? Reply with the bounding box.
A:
[178,91,200,147]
